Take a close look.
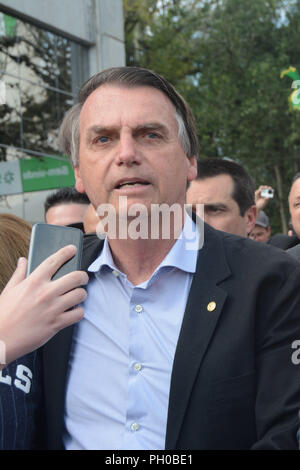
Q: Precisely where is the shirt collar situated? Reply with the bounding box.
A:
[88,235,117,273]
[157,211,199,274]
[88,211,199,276]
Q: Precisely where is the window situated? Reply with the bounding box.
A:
[0,12,88,163]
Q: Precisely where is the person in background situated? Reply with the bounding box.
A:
[285,174,300,259]
[288,173,300,241]
[268,175,300,251]
[0,214,32,293]
[186,158,257,236]
[44,187,90,230]
[255,185,274,214]
[288,221,296,237]
[0,213,88,449]
[252,181,300,251]
[249,210,271,242]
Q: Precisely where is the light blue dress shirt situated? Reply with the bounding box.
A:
[64,214,199,450]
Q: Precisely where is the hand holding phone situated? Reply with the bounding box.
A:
[0,243,88,369]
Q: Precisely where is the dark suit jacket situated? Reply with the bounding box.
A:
[287,244,300,262]
[41,223,300,449]
[268,233,300,250]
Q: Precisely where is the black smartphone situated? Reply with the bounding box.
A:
[26,223,83,280]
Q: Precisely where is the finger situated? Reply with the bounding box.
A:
[50,270,89,297]
[56,287,87,312]
[3,258,28,292]
[30,245,78,280]
[55,306,85,331]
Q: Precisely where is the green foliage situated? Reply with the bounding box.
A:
[123,0,300,233]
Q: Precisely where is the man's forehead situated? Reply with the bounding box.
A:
[47,202,88,215]
[190,174,235,201]
[253,226,266,233]
[81,84,174,116]
[79,86,179,141]
[46,202,88,224]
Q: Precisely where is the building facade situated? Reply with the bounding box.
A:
[0,0,125,222]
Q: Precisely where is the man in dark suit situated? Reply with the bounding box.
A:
[268,174,300,251]
[41,67,300,450]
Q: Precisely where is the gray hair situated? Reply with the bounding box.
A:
[59,67,199,167]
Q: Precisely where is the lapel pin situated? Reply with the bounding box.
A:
[207,301,216,312]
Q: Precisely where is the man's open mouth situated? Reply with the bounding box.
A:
[115,180,150,189]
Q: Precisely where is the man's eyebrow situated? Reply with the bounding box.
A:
[85,125,115,137]
[134,122,169,132]
[204,203,228,210]
[85,122,169,137]
[85,122,169,141]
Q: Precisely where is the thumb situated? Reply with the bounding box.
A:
[2,258,28,293]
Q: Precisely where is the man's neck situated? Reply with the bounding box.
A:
[101,207,189,285]
[107,236,179,286]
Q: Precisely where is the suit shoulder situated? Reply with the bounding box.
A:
[217,229,300,274]
[286,244,300,262]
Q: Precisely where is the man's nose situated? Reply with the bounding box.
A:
[116,133,140,166]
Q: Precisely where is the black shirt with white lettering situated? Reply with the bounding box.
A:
[0,350,42,449]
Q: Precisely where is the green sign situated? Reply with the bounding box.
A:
[20,156,75,192]
[0,161,23,195]
[1,14,17,37]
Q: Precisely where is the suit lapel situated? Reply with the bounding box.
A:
[165,224,231,449]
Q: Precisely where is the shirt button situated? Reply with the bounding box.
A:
[112,270,119,277]
[135,305,143,313]
[131,422,140,432]
[133,363,142,372]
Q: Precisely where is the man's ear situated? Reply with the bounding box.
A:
[246,205,257,236]
[187,157,197,182]
[74,166,85,193]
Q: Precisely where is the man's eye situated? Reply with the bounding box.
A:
[97,136,109,143]
[146,132,159,139]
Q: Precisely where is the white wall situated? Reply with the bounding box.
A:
[0,189,57,224]
[0,0,125,73]
[0,0,95,43]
